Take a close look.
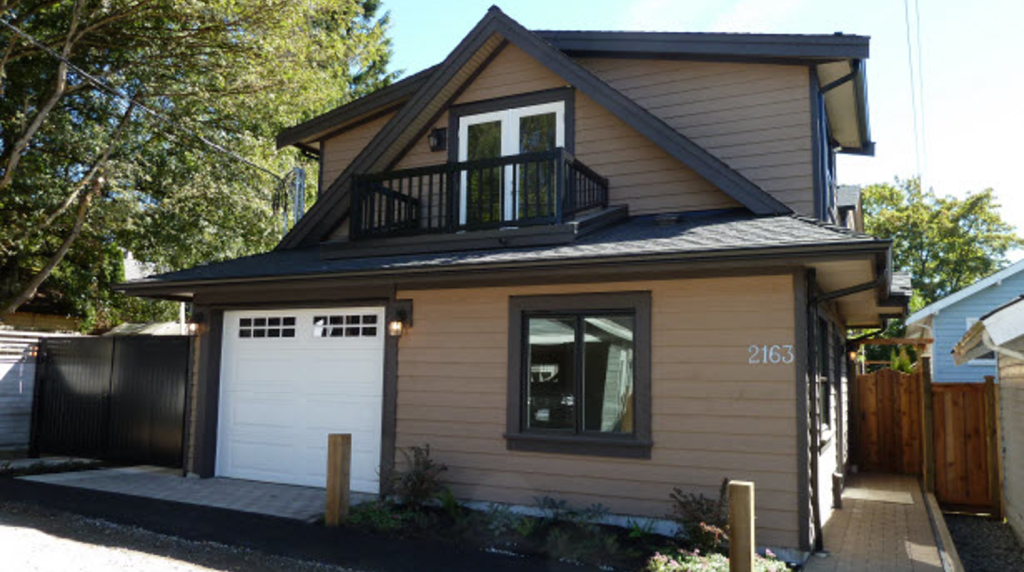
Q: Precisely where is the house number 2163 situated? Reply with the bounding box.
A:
[748,344,794,365]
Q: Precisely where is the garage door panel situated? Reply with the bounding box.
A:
[218,307,385,493]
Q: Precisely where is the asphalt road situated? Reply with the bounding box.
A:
[0,499,354,572]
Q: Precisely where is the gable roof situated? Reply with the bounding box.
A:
[277,6,791,250]
[906,258,1024,325]
[275,65,438,150]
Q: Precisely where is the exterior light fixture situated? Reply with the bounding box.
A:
[388,319,405,337]
[188,322,198,334]
[848,348,859,361]
[428,127,447,152]
[387,300,413,338]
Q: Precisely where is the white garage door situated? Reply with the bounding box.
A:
[217,307,385,492]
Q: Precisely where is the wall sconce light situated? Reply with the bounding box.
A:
[428,127,447,152]
[188,322,198,335]
[388,300,413,338]
[848,348,859,361]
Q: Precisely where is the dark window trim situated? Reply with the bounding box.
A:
[506,291,651,458]
[447,87,576,163]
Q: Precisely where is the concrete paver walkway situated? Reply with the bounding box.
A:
[804,474,944,572]
[20,465,373,522]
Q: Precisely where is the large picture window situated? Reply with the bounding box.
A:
[507,292,651,458]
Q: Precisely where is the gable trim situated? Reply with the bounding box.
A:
[279,7,790,250]
[906,258,1024,325]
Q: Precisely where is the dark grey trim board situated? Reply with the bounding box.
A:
[809,67,824,221]
[193,307,223,478]
[535,30,870,61]
[447,87,576,162]
[506,291,652,459]
[319,205,627,261]
[793,270,812,552]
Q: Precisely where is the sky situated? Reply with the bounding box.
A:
[379,0,1024,259]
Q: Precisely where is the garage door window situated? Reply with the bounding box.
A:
[313,314,379,338]
[239,316,296,338]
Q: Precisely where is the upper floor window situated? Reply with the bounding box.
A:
[450,88,573,228]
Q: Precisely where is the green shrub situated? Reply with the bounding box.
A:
[668,479,730,554]
[392,445,447,508]
[646,550,790,572]
[349,500,406,532]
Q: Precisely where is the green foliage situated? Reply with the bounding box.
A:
[647,550,790,572]
[0,0,395,326]
[890,346,915,373]
[349,500,406,532]
[392,445,447,508]
[668,479,730,554]
[862,177,1022,309]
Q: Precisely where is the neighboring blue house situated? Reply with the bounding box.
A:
[907,259,1024,383]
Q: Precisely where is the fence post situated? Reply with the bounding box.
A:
[728,481,755,572]
[325,433,352,526]
[984,376,1003,519]
[921,357,935,493]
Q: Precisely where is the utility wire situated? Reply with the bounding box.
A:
[914,0,927,187]
[0,17,283,181]
[902,0,923,187]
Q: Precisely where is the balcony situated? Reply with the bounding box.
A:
[350,148,609,241]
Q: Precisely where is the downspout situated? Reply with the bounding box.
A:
[983,330,1024,363]
[806,271,824,552]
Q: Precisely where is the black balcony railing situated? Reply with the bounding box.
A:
[350,148,609,240]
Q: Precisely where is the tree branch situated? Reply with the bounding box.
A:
[1,175,99,316]
[0,0,84,191]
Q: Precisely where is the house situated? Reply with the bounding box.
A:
[836,185,864,232]
[952,295,1024,543]
[908,259,1024,383]
[118,7,909,555]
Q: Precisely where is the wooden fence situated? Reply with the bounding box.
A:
[855,367,923,474]
[854,358,1002,513]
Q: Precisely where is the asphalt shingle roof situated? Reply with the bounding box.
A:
[129,211,882,287]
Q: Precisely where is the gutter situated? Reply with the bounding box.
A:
[983,330,1024,363]
[116,239,892,295]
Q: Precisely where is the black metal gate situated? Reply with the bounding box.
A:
[31,336,190,467]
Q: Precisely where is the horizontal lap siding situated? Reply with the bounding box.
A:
[396,275,800,548]
[321,111,395,188]
[578,58,813,217]
[1000,358,1024,543]
[393,44,738,215]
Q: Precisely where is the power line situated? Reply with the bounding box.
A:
[914,0,927,187]
[902,0,923,187]
[0,17,283,181]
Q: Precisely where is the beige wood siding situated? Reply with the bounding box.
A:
[321,111,395,189]
[578,58,814,216]
[1000,357,1024,542]
[393,44,739,215]
[396,275,800,548]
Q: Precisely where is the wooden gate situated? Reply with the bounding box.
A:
[931,381,1000,509]
[855,368,922,474]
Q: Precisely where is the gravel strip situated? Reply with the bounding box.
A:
[0,500,359,572]
[945,513,1024,572]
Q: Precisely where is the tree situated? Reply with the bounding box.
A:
[862,177,1022,311]
[0,0,395,330]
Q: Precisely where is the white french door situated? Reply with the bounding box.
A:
[457,101,565,226]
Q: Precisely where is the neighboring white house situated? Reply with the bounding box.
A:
[952,295,1024,543]
[907,259,1024,382]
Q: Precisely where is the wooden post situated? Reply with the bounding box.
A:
[728,481,755,572]
[921,357,936,493]
[325,433,352,526]
[984,376,1002,518]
